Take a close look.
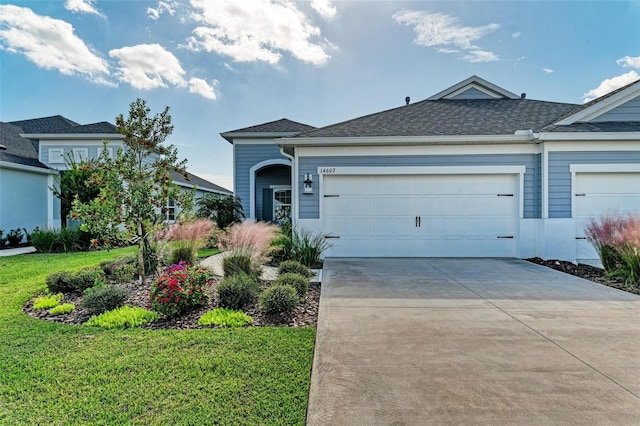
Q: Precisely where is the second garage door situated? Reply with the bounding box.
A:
[323,174,518,257]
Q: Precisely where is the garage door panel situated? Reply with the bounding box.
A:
[574,172,640,261]
[323,174,517,257]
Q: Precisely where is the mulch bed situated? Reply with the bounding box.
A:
[23,274,321,329]
[526,257,639,295]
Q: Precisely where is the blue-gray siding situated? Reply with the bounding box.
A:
[592,95,640,122]
[449,87,496,100]
[0,168,49,233]
[234,144,289,217]
[548,151,640,218]
[298,154,539,219]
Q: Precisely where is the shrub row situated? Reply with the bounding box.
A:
[31,227,129,253]
[46,269,106,294]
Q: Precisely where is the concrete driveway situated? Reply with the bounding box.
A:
[307,258,640,426]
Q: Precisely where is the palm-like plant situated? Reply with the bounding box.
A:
[196,194,244,229]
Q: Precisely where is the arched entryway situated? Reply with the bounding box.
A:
[251,162,291,223]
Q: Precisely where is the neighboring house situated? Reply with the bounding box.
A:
[0,115,230,234]
[223,75,640,262]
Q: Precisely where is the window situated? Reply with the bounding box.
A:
[72,148,88,163]
[166,198,176,222]
[105,147,114,159]
[273,189,292,223]
[48,148,64,164]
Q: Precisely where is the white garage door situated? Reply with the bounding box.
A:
[323,174,518,257]
[574,172,640,260]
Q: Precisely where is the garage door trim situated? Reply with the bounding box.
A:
[317,165,527,221]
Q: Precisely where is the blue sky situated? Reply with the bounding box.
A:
[1,0,639,191]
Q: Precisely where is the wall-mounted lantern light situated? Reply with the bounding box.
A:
[303,173,313,194]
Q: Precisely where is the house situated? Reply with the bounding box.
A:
[0,115,231,235]
[223,75,640,262]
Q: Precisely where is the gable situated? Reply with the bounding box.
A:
[590,94,640,122]
[446,86,501,100]
[427,75,519,100]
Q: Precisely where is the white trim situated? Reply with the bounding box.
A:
[232,139,294,145]
[38,140,124,147]
[316,165,526,176]
[542,143,549,218]
[444,83,504,99]
[544,140,640,151]
[279,146,297,221]
[279,134,535,146]
[0,161,57,174]
[555,81,640,125]
[569,163,640,218]
[296,144,539,157]
[569,163,640,173]
[539,132,640,141]
[48,148,64,164]
[427,75,519,100]
[173,181,231,195]
[22,133,124,140]
[249,158,292,219]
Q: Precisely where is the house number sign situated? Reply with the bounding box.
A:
[318,167,337,174]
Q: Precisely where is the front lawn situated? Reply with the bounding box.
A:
[0,249,315,425]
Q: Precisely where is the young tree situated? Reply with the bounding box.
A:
[72,98,194,278]
[51,154,100,228]
[196,193,244,228]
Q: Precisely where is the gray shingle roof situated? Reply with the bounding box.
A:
[295,98,578,138]
[224,118,316,134]
[171,170,232,195]
[0,122,51,170]
[42,121,117,134]
[8,115,80,133]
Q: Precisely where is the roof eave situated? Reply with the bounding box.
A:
[220,131,302,144]
[277,134,536,147]
[21,133,125,140]
[539,131,640,141]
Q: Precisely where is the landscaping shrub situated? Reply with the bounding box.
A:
[149,262,214,317]
[7,228,24,246]
[274,273,308,296]
[199,308,253,327]
[290,227,330,267]
[50,303,75,315]
[58,227,79,253]
[222,251,261,280]
[100,256,137,275]
[586,213,640,288]
[217,220,279,264]
[277,260,313,278]
[46,271,75,293]
[30,228,59,253]
[83,280,106,297]
[85,306,159,329]
[110,263,137,283]
[259,285,298,315]
[68,269,106,293]
[33,293,63,310]
[217,273,259,310]
[81,285,128,315]
[169,245,196,266]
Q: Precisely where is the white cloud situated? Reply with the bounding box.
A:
[109,44,186,90]
[583,71,640,102]
[188,77,218,99]
[393,10,499,63]
[0,4,111,84]
[512,31,521,39]
[147,1,179,21]
[462,49,498,63]
[65,0,102,16]
[617,55,640,69]
[310,0,337,19]
[543,67,554,74]
[438,48,459,54]
[185,0,330,66]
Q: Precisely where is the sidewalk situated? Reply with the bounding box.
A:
[0,246,36,257]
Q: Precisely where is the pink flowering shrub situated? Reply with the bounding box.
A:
[149,261,214,317]
[585,213,640,287]
[156,219,216,264]
[217,220,279,263]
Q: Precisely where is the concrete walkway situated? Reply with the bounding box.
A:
[199,252,322,282]
[0,246,36,257]
[307,258,640,426]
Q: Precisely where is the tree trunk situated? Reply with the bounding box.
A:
[137,221,145,281]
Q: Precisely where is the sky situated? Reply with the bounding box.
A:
[1,1,639,192]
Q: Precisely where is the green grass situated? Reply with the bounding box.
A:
[197,247,220,259]
[0,248,315,425]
